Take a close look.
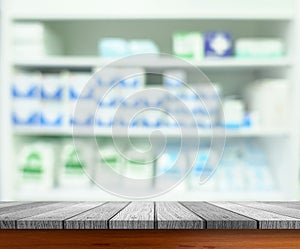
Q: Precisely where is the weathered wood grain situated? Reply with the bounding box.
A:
[211,202,300,229]
[0,202,76,229]
[0,202,53,216]
[109,202,154,229]
[263,202,300,210]
[17,202,103,229]
[0,202,300,230]
[238,202,300,220]
[182,202,256,229]
[156,202,204,229]
[0,202,26,209]
[65,202,129,229]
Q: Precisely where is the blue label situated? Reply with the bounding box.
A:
[41,115,63,126]
[12,112,40,125]
[12,86,39,98]
[41,87,64,100]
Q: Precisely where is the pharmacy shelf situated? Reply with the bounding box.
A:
[13,57,292,69]
[3,0,299,202]
[15,188,286,201]
[13,126,291,137]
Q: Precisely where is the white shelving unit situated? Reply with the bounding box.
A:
[1,0,300,201]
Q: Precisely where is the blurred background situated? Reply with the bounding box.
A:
[0,0,299,201]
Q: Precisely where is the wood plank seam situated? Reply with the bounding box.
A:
[16,202,95,229]
[179,202,208,229]
[108,202,154,229]
[156,202,204,229]
[182,202,257,229]
[207,202,259,229]
[2,202,300,230]
[107,202,132,229]
[64,202,129,229]
[62,202,107,229]
[0,202,69,229]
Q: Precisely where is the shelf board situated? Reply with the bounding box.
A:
[13,57,291,69]
[13,126,290,137]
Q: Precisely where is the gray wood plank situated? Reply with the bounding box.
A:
[238,202,300,220]
[211,202,300,229]
[156,202,204,229]
[0,202,57,216]
[0,201,300,230]
[0,202,37,213]
[182,202,256,229]
[109,202,154,229]
[0,202,27,209]
[0,202,77,229]
[65,202,129,229]
[262,202,300,210]
[17,202,103,229]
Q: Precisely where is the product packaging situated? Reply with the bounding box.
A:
[204,31,232,57]
[173,32,203,60]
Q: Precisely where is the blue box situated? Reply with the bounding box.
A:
[204,32,232,57]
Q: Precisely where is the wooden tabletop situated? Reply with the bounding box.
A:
[1,201,300,229]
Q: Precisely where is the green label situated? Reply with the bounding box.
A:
[21,152,43,176]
